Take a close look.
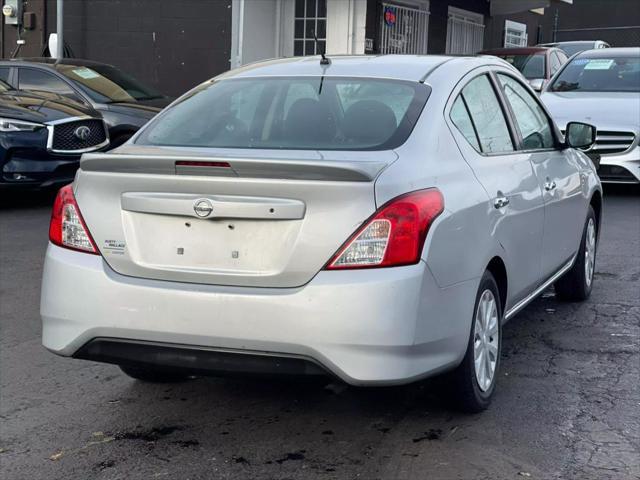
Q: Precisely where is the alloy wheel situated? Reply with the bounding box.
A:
[584,218,596,288]
[473,289,499,392]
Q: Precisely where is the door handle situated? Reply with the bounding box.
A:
[494,195,510,209]
[544,179,557,191]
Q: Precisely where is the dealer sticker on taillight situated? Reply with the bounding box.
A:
[104,239,126,255]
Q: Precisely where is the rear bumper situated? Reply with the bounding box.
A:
[598,147,640,184]
[75,338,330,378]
[41,244,476,385]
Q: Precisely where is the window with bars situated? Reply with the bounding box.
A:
[294,0,327,56]
[504,20,528,48]
[445,7,484,55]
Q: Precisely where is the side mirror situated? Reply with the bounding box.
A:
[529,78,545,92]
[565,122,596,149]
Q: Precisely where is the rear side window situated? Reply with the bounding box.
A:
[136,77,430,151]
[497,74,555,150]
[450,96,480,150]
[18,68,77,97]
[550,52,562,75]
[451,75,514,154]
[0,67,10,84]
[498,54,545,79]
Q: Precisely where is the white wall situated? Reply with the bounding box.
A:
[326,0,367,55]
[232,0,367,67]
[232,0,296,67]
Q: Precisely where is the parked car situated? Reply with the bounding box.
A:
[40,55,602,412]
[537,40,611,57]
[479,47,568,92]
[541,47,640,184]
[0,78,109,190]
[0,58,172,148]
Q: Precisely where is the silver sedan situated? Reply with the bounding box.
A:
[41,55,602,412]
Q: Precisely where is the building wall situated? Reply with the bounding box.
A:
[488,0,640,48]
[232,0,289,67]
[485,10,547,48]
[326,0,367,55]
[1,0,47,59]
[44,0,232,97]
[544,0,640,46]
[426,0,488,53]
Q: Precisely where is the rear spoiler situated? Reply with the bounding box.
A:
[80,153,392,182]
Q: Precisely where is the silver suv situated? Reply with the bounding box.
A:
[40,55,602,412]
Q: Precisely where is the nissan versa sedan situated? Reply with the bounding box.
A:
[40,55,602,412]
[541,48,640,184]
[0,79,109,189]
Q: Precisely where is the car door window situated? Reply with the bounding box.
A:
[450,96,480,151]
[497,73,555,150]
[18,68,79,99]
[556,50,568,65]
[455,75,514,154]
[550,53,562,75]
[0,67,10,84]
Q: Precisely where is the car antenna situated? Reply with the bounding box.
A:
[315,35,330,66]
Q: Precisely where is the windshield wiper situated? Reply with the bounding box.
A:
[136,95,163,101]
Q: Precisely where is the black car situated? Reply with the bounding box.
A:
[0,58,172,148]
[0,79,109,190]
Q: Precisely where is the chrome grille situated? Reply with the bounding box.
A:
[591,131,636,155]
[51,119,107,152]
[561,129,636,155]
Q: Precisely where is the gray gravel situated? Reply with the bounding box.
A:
[1,187,638,480]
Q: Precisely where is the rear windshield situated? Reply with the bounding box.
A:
[135,77,429,150]
[558,43,594,57]
[496,54,545,79]
[550,56,640,92]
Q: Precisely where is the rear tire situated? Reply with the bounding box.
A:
[555,206,597,302]
[448,271,502,413]
[119,365,190,383]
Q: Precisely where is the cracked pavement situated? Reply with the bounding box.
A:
[0,187,638,480]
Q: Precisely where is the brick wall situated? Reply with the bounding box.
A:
[45,0,232,97]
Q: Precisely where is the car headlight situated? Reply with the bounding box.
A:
[0,117,45,132]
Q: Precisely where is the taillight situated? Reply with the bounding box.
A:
[326,189,444,269]
[49,184,99,254]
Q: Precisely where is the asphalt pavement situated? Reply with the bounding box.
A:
[0,186,638,480]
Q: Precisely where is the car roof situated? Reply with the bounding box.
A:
[2,57,115,69]
[215,54,493,83]
[479,47,550,55]
[574,47,640,59]
[555,40,606,45]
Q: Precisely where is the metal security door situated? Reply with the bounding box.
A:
[379,3,429,54]
[446,10,485,54]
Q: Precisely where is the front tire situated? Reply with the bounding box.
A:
[555,206,597,302]
[449,271,502,413]
[119,365,190,383]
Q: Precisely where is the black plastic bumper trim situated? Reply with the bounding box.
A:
[73,338,331,379]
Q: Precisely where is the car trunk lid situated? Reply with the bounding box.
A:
[75,148,394,287]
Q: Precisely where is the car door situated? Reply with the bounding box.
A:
[447,72,545,306]
[495,72,584,279]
